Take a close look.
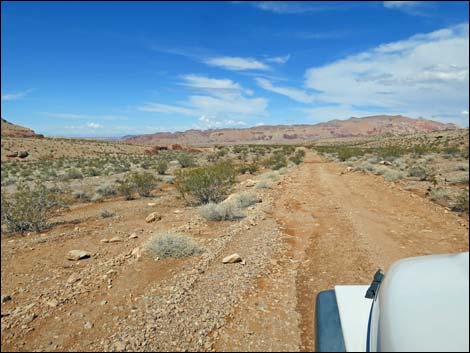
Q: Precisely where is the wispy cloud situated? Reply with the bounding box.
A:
[244,1,352,14]
[265,54,290,64]
[204,56,270,71]
[138,103,198,116]
[139,74,268,128]
[289,30,347,40]
[41,112,126,121]
[304,23,469,125]
[256,77,315,103]
[1,89,33,101]
[383,1,429,16]
[180,74,243,94]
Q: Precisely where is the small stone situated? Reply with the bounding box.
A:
[101,239,110,243]
[128,233,138,239]
[84,321,93,329]
[222,253,242,264]
[67,273,81,284]
[173,210,183,214]
[131,247,142,259]
[1,295,12,303]
[66,250,91,261]
[100,300,107,306]
[145,212,161,223]
[23,313,37,324]
[113,342,126,351]
[108,237,122,243]
[46,299,59,308]
[147,202,157,207]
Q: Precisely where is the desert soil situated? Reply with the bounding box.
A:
[1,152,468,352]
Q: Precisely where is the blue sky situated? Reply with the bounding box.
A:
[1,1,469,137]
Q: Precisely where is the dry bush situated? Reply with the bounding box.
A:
[200,201,245,221]
[144,233,203,259]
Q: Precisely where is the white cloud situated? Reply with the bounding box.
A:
[249,1,350,14]
[462,110,469,115]
[42,112,90,119]
[180,74,244,95]
[197,115,247,129]
[266,54,290,64]
[86,122,103,129]
[383,1,419,10]
[256,77,315,103]
[204,56,270,71]
[138,103,198,116]
[304,23,469,126]
[139,75,268,127]
[1,89,33,101]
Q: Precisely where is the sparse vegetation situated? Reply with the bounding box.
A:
[1,181,61,233]
[200,201,245,221]
[144,232,203,259]
[175,161,236,205]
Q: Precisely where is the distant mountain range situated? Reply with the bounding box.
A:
[124,115,458,146]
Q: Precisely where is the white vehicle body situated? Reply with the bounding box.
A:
[316,252,469,352]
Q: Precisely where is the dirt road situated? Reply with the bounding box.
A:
[214,152,468,351]
[1,152,468,352]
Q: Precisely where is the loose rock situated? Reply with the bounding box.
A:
[145,212,161,223]
[222,253,242,264]
[67,250,91,261]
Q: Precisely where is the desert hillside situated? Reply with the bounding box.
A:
[125,115,457,146]
[1,118,43,138]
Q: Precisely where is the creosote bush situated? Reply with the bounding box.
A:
[175,161,236,205]
[117,171,157,199]
[156,159,169,175]
[144,232,203,259]
[1,181,60,233]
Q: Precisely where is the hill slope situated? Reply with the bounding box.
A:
[125,115,457,146]
[1,118,43,138]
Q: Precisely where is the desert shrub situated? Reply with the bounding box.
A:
[1,182,60,233]
[452,189,469,213]
[262,171,280,181]
[200,201,245,221]
[446,172,469,185]
[455,163,469,171]
[66,168,84,180]
[73,190,91,201]
[408,165,430,180]
[117,171,157,199]
[233,192,258,208]
[144,232,203,259]
[383,169,405,182]
[255,180,270,189]
[175,161,236,205]
[156,160,169,175]
[157,175,175,183]
[95,184,117,196]
[238,162,259,175]
[429,188,454,202]
[356,162,375,173]
[290,149,306,165]
[177,153,196,168]
[91,193,103,202]
[100,209,115,218]
[263,151,288,170]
